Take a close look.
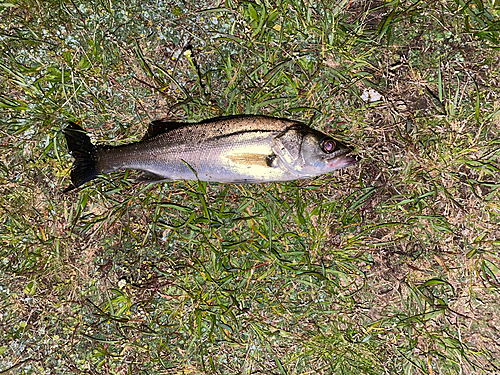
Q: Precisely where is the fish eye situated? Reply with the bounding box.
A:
[320,138,336,153]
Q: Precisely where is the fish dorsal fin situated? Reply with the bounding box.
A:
[142,120,189,140]
[142,117,247,141]
[198,114,253,124]
[144,116,246,140]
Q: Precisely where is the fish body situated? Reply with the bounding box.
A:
[63,115,357,188]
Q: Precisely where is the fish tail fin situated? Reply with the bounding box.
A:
[63,122,98,189]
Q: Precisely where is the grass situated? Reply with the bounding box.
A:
[1,0,500,373]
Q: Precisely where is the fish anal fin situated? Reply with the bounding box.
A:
[135,172,171,183]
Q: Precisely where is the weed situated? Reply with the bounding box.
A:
[1,0,499,374]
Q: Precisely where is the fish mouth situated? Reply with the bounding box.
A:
[326,150,359,169]
[328,150,359,166]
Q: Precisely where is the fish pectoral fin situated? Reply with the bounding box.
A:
[135,172,172,184]
[227,153,274,167]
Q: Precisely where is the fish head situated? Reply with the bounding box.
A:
[274,127,357,177]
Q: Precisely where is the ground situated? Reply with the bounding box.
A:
[0,0,499,374]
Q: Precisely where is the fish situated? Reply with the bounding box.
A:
[63,115,357,189]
